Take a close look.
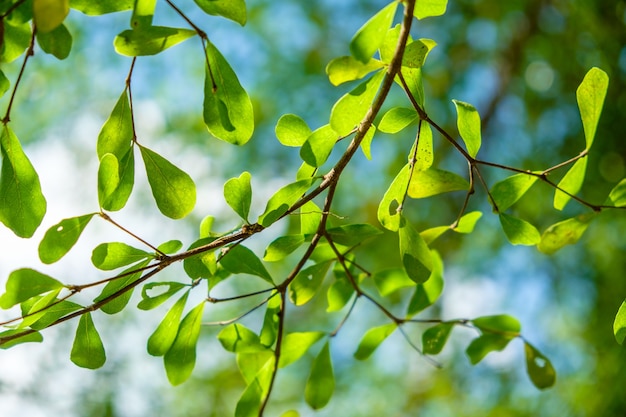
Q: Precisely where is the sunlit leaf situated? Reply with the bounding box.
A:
[305,341,334,410]
[289,261,332,306]
[33,0,69,33]
[258,178,314,227]
[373,268,415,297]
[606,178,626,207]
[408,168,469,198]
[378,107,418,133]
[203,41,254,145]
[70,0,133,15]
[354,323,396,360]
[300,125,337,167]
[140,145,196,219]
[300,200,322,235]
[326,223,382,246]
[537,213,596,255]
[183,237,217,279]
[452,99,481,158]
[406,250,443,317]
[0,269,63,309]
[326,56,384,86]
[326,277,354,312]
[237,350,274,385]
[0,329,43,349]
[399,217,433,283]
[147,291,189,356]
[613,300,626,345]
[94,259,150,314]
[137,281,187,310]
[453,211,483,234]
[472,314,521,335]
[490,173,539,212]
[164,301,205,385]
[577,67,608,150]
[466,333,514,365]
[280,411,300,417]
[524,342,556,389]
[402,39,437,68]
[414,0,448,19]
[114,26,195,56]
[420,225,448,245]
[235,357,274,417]
[157,240,182,254]
[275,114,311,147]
[264,235,305,262]
[360,125,376,160]
[101,149,135,211]
[350,2,398,63]
[0,20,31,63]
[260,295,281,347]
[91,242,151,270]
[218,323,266,353]
[414,121,433,171]
[499,213,541,246]
[97,90,133,160]
[330,70,385,136]
[279,332,325,368]
[194,0,247,25]
[378,164,410,231]
[70,313,106,369]
[422,322,454,355]
[36,23,72,59]
[554,158,587,210]
[17,289,62,329]
[0,126,47,238]
[224,171,252,221]
[38,213,96,264]
[220,244,273,284]
[23,297,82,330]
[131,0,156,28]
[0,71,9,98]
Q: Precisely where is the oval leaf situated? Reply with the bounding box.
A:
[220,244,273,284]
[70,313,106,369]
[354,323,396,360]
[279,331,325,368]
[490,173,538,212]
[33,0,69,33]
[305,341,334,410]
[194,0,246,25]
[466,333,514,365]
[350,2,398,63]
[524,342,556,389]
[289,261,332,306]
[275,114,311,147]
[414,0,448,19]
[0,269,63,309]
[399,217,433,284]
[38,213,96,264]
[300,125,337,167]
[422,322,454,355]
[164,301,205,385]
[499,213,540,246]
[36,23,72,59]
[258,178,314,227]
[326,56,384,86]
[114,26,196,56]
[263,234,305,262]
[91,242,151,270]
[408,168,470,198]
[577,67,608,150]
[378,107,418,134]
[452,99,481,158]
[147,291,189,356]
[537,213,595,255]
[218,323,266,353]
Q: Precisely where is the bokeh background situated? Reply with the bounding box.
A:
[1,1,626,416]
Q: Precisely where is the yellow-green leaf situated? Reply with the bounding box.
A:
[275,114,311,147]
[499,213,540,246]
[194,0,247,25]
[354,323,396,360]
[524,342,556,389]
[70,313,106,369]
[114,26,196,56]
[279,331,325,368]
[326,56,384,86]
[537,213,596,255]
[408,168,469,198]
[554,157,587,210]
[378,164,410,231]
[38,213,96,264]
[330,70,384,136]
[350,2,398,63]
[452,99,481,158]
[224,171,252,221]
[490,173,539,212]
[414,0,448,19]
[33,0,69,33]
[577,67,608,150]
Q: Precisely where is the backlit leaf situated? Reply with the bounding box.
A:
[408,168,469,198]
[164,301,205,385]
[406,249,443,317]
[326,223,382,246]
[98,149,135,211]
[0,126,47,238]
[33,0,69,33]
[138,281,187,310]
[258,178,314,227]
[70,313,106,369]
[23,298,82,330]
[0,269,63,309]
[305,341,334,410]
[140,145,196,219]
[235,357,274,417]
[466,333,514,365]
[350,2,398,63]
[399,217,433,283]
[183,237,217,279]
[97,90,133,160]
[577,67,608,150]
[131,0,156,28]
[147,291,189,356]
[354,323,396,360]
[0,20,31,63]
[326,56,384,86]
[422,322,454,355]
[218,323,266,353]
[525,342,556,389]
[264,235,305,262]
[414,0,448,19]
[606,178,626,207]
[490,173,538,212]
[260,294,281,347]
[220,245,273,284]
[203,41,254,145]
[275,114,311,147]
[378,107,418,133]
[279,332,325,368]
[414,121,433,170]
[538,213,595,255]
[330,70,385,136]
[401,39,437,68]
[114,26,195,56]
[0,71,9,97]
[472,314,521,335]
[91,242,151,270]
[373,268,415,297]
[326,277,354,312]
[94,259,150,314]
[554,157,587,210]
[70,0,133,15]
[378,164,410,231]
[224,171,252,221]
[453,211,483,234]
[499,213,540,246]
[36,23,72,59]
[237,350,274,385]
[360,125,376,160]
[194,0,247,25]
[38,213,96,264]
[301,200,322,235]
[0,330,43,349]
[289,261,332,306]
[452,99,481,158]
[300,125,337,167]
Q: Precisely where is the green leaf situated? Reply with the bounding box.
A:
[326,277,354,312]
[407,250,444,317]
[203,41,254,145]
[183,237,217,279]
[378,107,418,133]
[147,291,189,356]
[305,341,334,410]
[300,200,322,235]
[130,0,156,27]
[98,149,135,211]
[400,67,426,108]
[289,261,332,306]
[472,314,521,336]
[275,114,311,146]
[524,342,556,389]
[237,350,274,385]
[499,213,541,246]
[537,213,595,255]
[70,313,106,369]
[91,242,151,270]
[280,411,300,417]
[224,171,252,221]
[577,67,608,150]
[140,145,196,219]
[350,2,398,63]
[220,244,273,284]
[373,268,415,297]
[300,125,337,167]
[414,122,433,170]
[264,235,305,262]
[360,125,376,160]
[137,282,186,310]
[606,178,626,207]
[554,157,587,210]
[453,211,483,234]
[158,239,183,254]
[420,225,449,245]
[279,332,325,368]
[0,20,31,63]
[260,294,281,347]
[36,23,72,59]
[70,0,133,15]
[414,0,448,19]
[38,213,96,264]
[97,90,133,160]
[194,0,246,25]
[402,39,437,68]
[490,173,539,212]
[93,259,150,314]
[0,126,47,238]
[0,329,43,349]
[33,0,69,33]
[378,164,410,232]
[326,223,382,246]
[235,357,274,417]
[23,298,82,330]
[0,269,63,309]
[408,168,470,198]
[258,178,314,227]
[0,71,9,98]
[164,301,205,385]
[422,322,454,355]
[354,323,396,360]
[326,56,384,86]
[330,70,385,136]
[466,333,514,365]
[399,217,433,284]
[218,323,266,353]
[17,289,62,329]
[452,99,481,158]
[114,26,196,56]
[613,301,626,345]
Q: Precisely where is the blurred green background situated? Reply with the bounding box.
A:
[1,1,626,416]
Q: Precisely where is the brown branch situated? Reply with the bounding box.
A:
[2,24,36,124]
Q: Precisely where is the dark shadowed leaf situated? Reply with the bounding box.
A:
[466,333,514,365]
[36,23,72,59]
[399,217,433,283]
[524,342,556,389]
[422,322,454,355]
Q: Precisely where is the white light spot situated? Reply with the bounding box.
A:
[525,61,554,92]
